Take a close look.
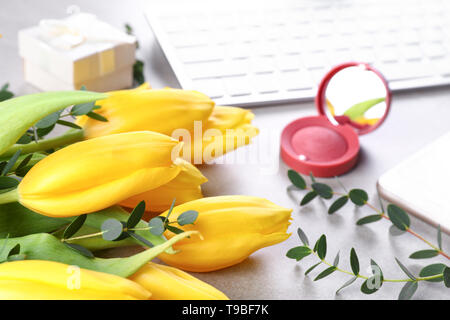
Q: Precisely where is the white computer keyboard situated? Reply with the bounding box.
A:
[145,0,450,106]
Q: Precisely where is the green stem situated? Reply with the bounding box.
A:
[1,129,85,159]
[311,248,443,283]
[0,188,19,204]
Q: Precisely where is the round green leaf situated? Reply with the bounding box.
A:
[101,218,124,241]
[356,214,382,225]
[287,170,306,189]
[350,248,360,275]
[387,204,410,231]
[419,263,446,282]
[317,234,327,259]
[361,277,381,294]
[409,249,439,259]
[177,210,199,226]
[286,246,312,261]
[328,195,348,214]
[398,281,418,300]
[149,218,165,236]
[71,102,96,116]
[444,267,450,288]
[349,189,368,206]
[300,191,317,205]
[311,182,333,199]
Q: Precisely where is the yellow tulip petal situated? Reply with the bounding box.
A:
[130,262,228,300]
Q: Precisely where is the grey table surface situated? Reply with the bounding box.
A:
[1,0,449,300]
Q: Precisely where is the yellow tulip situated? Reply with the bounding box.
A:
[121,158,207,213]
[158,196,292,272]
[16,131,183,217]
[77,84,215,139]
[129,262,228,300]
[0,260,150,300]
[184,106,259,164]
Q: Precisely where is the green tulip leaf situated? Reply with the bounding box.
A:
[0,231,197,278]
[0,90,107,156]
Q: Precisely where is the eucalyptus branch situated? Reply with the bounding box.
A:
[287,170,449,261]
[287,226,450,299]
[58,200,198,257]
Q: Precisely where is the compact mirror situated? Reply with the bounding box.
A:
[317,63,391,135]
[281,62,392,177]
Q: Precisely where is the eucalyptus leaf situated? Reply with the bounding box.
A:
[127,231,154,248]
[311,182,333,199]
[1,149,21,176]
[164,198,176,224]
[333,251,340,267]
[7,243,20,257]
[437,225,442,250]
[64,242,94,258]
[350,248,360,275]
[0,91,107,156]
[398,281,418,300]
[0,176,19,189]
[35,111,61,129]
[56,120,82,130]
[286,246,312,261]
[317,234,327,259]
[297,227,309,246]
[300,191,317,206]
[0,231,196,277]
[328,196,348,214]
[349,189,368,206]
[127,201,146,229]
[395,258,416,280]
[63,214,87,239]
[166,225,185,235]
[86,111,108,122]
[177,210,198,226]
[71,101,96,116]
[387,204,410,231]
[444,267,450,288]
[409,249,439,259]
[287,169,306,189]
[356,214,382,225]
[305,262,321,276]
[361,259,384,294]
[419,263,445,282]
[336,276,358,295]
[14,153,34,172]
[314,266,336,281]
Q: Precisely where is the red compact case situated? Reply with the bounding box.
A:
[281,62,391,177]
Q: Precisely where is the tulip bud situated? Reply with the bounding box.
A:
[0,260,150,300]
[158,196,292,272]
[77,85,215,139]
[16,131,183,217]
[129,262,228,300]
[121,158,207,213]
[181,106,259,164]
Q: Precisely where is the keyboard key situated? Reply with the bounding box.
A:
[251,57,276,74]
[224,76,252,96]
[280,71,313,90]
[185,61,225,79]
[423,43,446,59]
[302,52,329,69]
[276,55,301,71]
[253,73,280,94]
[401,45,423,61]
[191,79,225,99]
[178,47,224,63]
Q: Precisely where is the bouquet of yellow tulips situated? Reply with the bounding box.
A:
[0,84,291,300]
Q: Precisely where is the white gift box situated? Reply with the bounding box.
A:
[18,13,136,91]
